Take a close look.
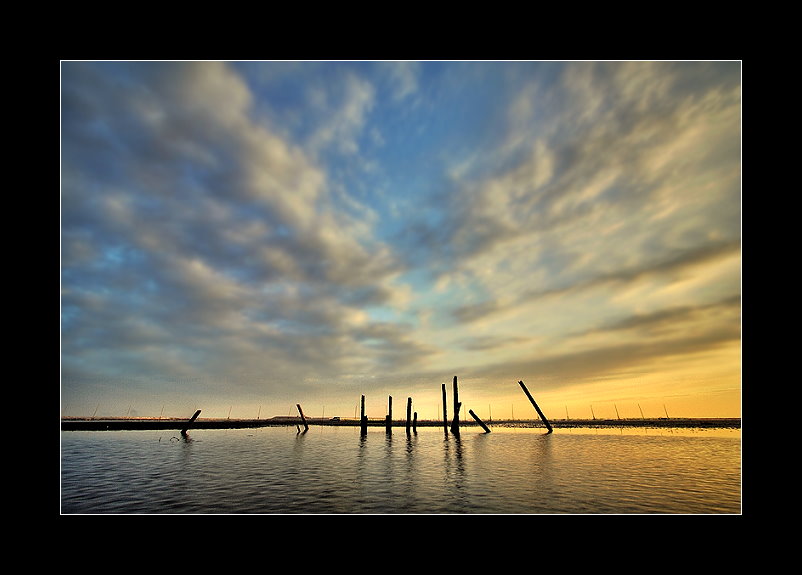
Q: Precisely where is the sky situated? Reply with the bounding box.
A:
[60,61,741,421]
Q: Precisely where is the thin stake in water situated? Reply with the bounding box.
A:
[451,376,460,435]
[442,383,448,434]
[181,409,202,436]
[296,404,309,432]
[518,380,553,434]
[360,395,367,436]
[469,409,491,433]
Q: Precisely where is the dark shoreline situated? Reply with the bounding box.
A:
[61,416,741,432]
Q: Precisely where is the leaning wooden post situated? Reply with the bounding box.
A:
[406,397,412,435]
[360,395,367,436]
[518,380,552,433]
[442,383,448,434]
[469,409,491,433]
[296,404,309,432]
[386,395,393,434]
[450,376,460,435]
[181,409,201,436]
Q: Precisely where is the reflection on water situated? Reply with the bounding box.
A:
[61,426,740,514]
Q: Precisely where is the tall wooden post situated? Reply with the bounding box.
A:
[451,402,462,435]
[386,395,393,433]
[406,397,412,435]
[296,404,309,432]
[442,383,448,434]
[360,395,368,436]
[518,380,552,433]
[451,376,460,435]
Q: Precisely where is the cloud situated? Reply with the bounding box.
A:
[470,326,740,390]
[385,61,420,101]
[304,71,376,157]
[450,239,741,325]
[61,62,415,402]
[376,62,740,407]
[394,62,740,314]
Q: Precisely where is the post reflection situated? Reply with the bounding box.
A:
[523,433,555,506]
[442,433,467,510]
[400,431,419,512]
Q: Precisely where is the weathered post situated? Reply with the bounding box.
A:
[451,376,460,435]
[296,404,309,432]
[413,412,418,433]
[360,395,367,436]
[451,402,462,435]
[406,397,412,435]
[469,409,491,433]
[518,380,552,433]
[442,383,448,434]
[386,395,393,434]
[181,409,201,436]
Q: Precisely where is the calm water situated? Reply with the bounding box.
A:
[60,425,741,514]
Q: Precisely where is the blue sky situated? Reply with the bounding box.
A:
[60,61,741,420]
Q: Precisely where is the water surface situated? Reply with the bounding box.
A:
[60,426,741,514]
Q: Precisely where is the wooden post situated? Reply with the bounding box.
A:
[413,411,417,433]
[360,395,367,436]
[469,409,491,433]
[406,397,412,435]
[442,383,448,434]
[518,380,552,433]
[386,395,393,433]
[181,409,201,436]
[451,376,460,435]
[296,404,309,432]
[451,402,462,435]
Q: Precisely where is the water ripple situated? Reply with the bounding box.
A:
[61,427,741,514]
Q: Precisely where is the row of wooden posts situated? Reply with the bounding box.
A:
[294,377,552,436]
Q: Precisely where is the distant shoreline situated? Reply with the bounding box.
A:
[61,416,741,431]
